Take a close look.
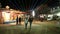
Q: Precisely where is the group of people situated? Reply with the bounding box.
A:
[16,15,33,29]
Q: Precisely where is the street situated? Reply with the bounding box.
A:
[0,20,60,34]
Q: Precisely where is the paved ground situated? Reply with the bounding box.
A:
[0,20,60,34]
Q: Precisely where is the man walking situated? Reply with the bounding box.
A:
[28,16,33,29]
[16,16,19,25]
[19,17,21,25]
[24,15,29,29]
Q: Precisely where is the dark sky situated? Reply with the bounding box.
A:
[0,0,59,11]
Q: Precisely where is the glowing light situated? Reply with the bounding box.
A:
[2,12,10,21]
[6,5,10,9]
[32,10,35,17]
[56,12,60,16]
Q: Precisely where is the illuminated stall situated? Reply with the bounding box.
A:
[2,11,10,21]
[2,10,25,24]
[0,5,26,24]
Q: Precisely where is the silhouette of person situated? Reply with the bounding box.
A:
[19,17,21,25]
[16,16,19,25]
[28,16,33,29]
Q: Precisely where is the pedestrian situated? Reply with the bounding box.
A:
[39,14,44,22]
[16,16,19,25]
[24,15,29,29]
[28,16,33,29]
[19,17,21,25]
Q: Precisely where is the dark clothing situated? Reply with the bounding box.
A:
[28,17,33,22]
[28,17,33,29]
[24,16,33,29]
[19,17,21,25]
[25,23,28,29]
[16,16,19,25]
[19,17,21,22]
[40,18,44,22]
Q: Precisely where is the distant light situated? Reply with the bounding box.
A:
[56,12,60,16]
[2,12,10,21]
[6,5,10,9]
[10,9,13,10]
[32,10,35,17]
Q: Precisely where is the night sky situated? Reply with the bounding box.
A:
[0,0,59,11]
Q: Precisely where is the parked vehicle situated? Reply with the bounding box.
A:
[47,14,53,20]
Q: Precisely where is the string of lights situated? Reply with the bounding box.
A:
[32,0,38,9]
[0,0,58,11]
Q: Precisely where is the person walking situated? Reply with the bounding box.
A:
[19,17,21,25]
[24,15,29,29]
[28,16,33,29]
[39,14,44,22]
[16,16,19,25]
